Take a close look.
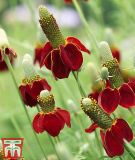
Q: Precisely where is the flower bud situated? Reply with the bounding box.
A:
[101,67,109,80]
[22,54,36,79]
[39,5,65,48]
[38,90,55,113]
[81,98,113,129]
[99,41,123,88]
[0,28,9,50]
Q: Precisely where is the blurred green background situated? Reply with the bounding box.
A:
[0,0,135,159]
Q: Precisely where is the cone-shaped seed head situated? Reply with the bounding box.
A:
[39,5,65,48]
[99,41,113,63]
[38,90,55,113]
[81,98,113,129]
[22,54,36,79]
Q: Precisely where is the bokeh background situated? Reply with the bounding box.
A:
[0,0,135,159]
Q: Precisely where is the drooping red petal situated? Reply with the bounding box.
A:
[98,88,120,114]
[51,49,71,79]
[60,43,83,71]
[44,113,65,137]
[100,130,112,157]
[40,42,53,67]
[32,113,45,133]
[85,123,98,133]
[34,46,43,64]
[119,83,135,108]
[19,85,37,106]
[112,119,133,142]
[128,82,135,94]
[101,130,124,157]
[56,108,71,127]
[66,37,90,54]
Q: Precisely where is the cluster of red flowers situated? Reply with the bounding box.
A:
[19,5,135,158]
[19,54,71,137]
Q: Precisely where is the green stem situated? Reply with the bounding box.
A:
[94,130,103,156]
[72,0,100,58]
[124,144,135,160]
[75,114,92,156]
[47,135,61,160]
[11,116,36,160]
[72,71,103,157]
[4,55,47,160]
[72,72,86,97]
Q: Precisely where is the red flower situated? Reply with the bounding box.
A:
[34,43,44,64]
[86,119,133,157]
[98,83,135,114]
[111,46,121,63]
[19,76,51,107]
[0,48,16,71]
[40,36,90,79]
[33,108,71,137]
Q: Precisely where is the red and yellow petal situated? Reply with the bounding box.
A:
[85,123,98,133]
[112,119,133,142]
[88,91,99,102]
[119,83,135,108]
[101,130,124,157]
[44,113,65,137]
[40,42,53,67]
[51,49,71,79]
[56,108,71,127]
[32,113,45,133]
[66,37,90,54]
[60,43,83,71]
[98,88,120,114]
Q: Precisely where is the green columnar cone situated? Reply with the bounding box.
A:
[99,41,124,88]
[81,98,113,129]
[39,6,65,48]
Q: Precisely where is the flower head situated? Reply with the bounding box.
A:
[33,90,71,137]
[81,98,133,157]
[38,6,90,79]
[97,41,135,113]
[0,28,16,71]
[19,54,51,107]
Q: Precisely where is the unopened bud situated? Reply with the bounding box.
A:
[101,67,109,80]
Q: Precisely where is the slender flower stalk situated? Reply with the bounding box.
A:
[72,71,103,156]
[72,0,100,59]
[11,116,36,160]
[4,55,48,160]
